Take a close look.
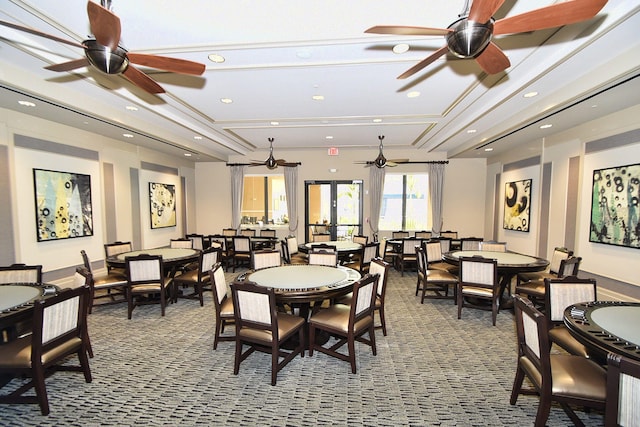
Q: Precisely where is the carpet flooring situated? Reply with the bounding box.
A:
[0,266,605,426]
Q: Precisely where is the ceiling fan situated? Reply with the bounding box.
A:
[356,136,409,168]
[365,0,607,78]
[249,138,301,169]
[0,0,206,94]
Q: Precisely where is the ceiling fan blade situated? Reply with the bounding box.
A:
[45,57,91,72]
[365,25,451,36]
[493,0,607,35]
[249,162,265,167]
[122,65,165,94]
[468,0,507,24]
[474,42,510,74]
[388,159,410,163]
[397,45,449,79]
[281,162,301,167]
[87,1,121,51]
[127,53,206,76]
[0,20,87,49]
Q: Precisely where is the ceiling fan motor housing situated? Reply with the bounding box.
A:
[446,17,494,58]
[84,39,128,74]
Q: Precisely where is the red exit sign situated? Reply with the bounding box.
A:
[327,147,339,156]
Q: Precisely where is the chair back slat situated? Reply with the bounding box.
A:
[480,241,507,252]
[424,241,443,263]
[104,241,132,257]
[286,236,299,256]
[212,263,228,305]
[241,229,256,237]
[308,251,338,267]
[199,247,221,277]
[461,237,483,251]
[233,236,251,252]
[369,258,389,297]
[392,231,409,239]
[42,296,80,343]
[252,250,281,270]
[460,256,497,287]
[549,247,572,274]
[545,276,596,323]
[0,264,43,284]
[260,229,277,238]
[415,231,432,239]
[222,228,237,237]
[170,238,192,249]
[127,257,163,282]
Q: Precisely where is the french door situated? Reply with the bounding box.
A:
[304,180,363,242]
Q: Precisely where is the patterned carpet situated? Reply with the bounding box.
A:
[1,266,605,426]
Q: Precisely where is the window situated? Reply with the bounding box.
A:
[379,173,429,231]
[241,175,288,225]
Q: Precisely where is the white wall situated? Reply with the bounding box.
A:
[194,149,487,243]
[1,108,196,276]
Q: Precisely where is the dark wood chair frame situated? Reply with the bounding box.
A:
[230,280,305,385]
[0,286,92,415]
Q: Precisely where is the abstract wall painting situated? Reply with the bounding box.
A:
[149,182,176,229]
[33,168,93,242]
[503,179,531,232]
[590,163,640,249]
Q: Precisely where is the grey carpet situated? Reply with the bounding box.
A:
[1,267,605,426]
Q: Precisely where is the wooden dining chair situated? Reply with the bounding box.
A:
[516,256,582,307]
[186,234,205,250]
[231,236,252,271]
[173,246,221,306]
[259,228,277,238]
[0,285,92,415]
[103,241,132,273]
[605,352,640,427]
[308,273,378,374]
[414,230,432,239]
[416,246,457,304]
[544,276,596,358]
[460,237,483,250]
[125,254,172,319]
[210,263,235,350]
[312,233,331,242]
[230,280,305,385]
[479,241,507,252]
[80,250,127,313]
[457,255,500,325]
[510,294,606,427]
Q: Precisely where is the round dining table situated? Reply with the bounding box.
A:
[238,264,360,317]
[1,282,59,343]
[443,250,549,306]
[106,247,199,276]
[564,301,640,364]
[237,264,361,347]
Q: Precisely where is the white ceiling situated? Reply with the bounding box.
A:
[1,0,639,162]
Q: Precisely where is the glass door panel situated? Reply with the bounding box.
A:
[305,180,363,242]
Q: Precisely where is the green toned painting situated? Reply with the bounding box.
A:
[33,169,93,241]
[590,163,640,249]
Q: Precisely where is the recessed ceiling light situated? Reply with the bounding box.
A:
[193,135,202,140]
[125,105,138,111]
[312,95,325,101]
[393,43,410,54]
[220,98,233,104]
[122,133,134,138]
[523,91,538,98]
[18,100,35,107]
[270,121,279,126]
[540,124,553,129]
[329,168,337,173]
[325,136,333,140]
[208,54,225,63]
[591,104,598,108]
[467,129,477,134]
[373,118,382,123]
[184,153,192,157]
[407,91,420,98]
[484,147,493,152]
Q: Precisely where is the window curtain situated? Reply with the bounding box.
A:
[368,166,385,240]
[230,165,246,231]
[283,166,298,234]
[428,163,445,236]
